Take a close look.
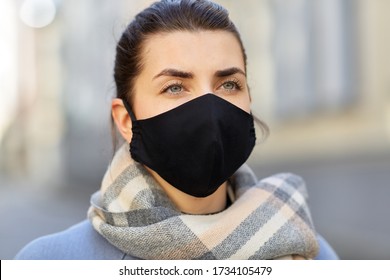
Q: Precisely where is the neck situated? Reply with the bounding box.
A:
[146,167,227,215]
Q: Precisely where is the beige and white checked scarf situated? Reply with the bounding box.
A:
[88,144,319,259]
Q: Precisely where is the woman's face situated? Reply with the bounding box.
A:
[132,30,251,119]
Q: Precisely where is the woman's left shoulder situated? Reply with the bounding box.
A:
[14,220,127,260]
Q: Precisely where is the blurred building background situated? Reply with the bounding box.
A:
[1,0,389,259]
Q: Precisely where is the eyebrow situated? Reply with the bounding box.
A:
[215,67,246,77]
[152,67,246,80]
[153,69,194,80]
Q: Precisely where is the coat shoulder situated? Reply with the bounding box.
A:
[14,220,135,260]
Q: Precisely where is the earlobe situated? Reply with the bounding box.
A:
[111,98,133,143]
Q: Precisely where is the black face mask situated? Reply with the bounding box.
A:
[123,94,256,197]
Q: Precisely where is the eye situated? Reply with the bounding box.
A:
[162,82,184,95]
[222,81,237,91]
[219,79,243,92]
[168,84,183,93]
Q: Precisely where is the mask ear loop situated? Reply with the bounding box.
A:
[122,98,137,122]
[121,98,139,157]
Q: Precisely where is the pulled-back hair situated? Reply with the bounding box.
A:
[114,0,246,104]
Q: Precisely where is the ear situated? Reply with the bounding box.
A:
[111,98,132,143]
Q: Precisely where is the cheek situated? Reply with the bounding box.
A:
[223,94,251,114]
[133,94,186,120]
[239,101,251,114]
[132,94,156,120]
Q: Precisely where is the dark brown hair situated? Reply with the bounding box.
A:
[112,0,268,149]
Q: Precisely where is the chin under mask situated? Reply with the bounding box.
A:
[123,94,256,197]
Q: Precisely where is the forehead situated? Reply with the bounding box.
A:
[140,30,245,73]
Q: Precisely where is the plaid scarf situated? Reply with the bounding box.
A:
[88,144,319,259]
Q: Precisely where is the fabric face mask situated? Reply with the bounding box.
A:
[123,93,256,197]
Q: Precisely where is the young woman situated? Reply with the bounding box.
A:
[15,0,338,260]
